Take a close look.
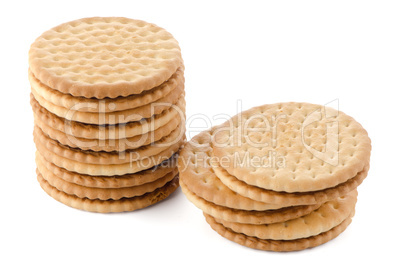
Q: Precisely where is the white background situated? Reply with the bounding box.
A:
[1,0,401,265]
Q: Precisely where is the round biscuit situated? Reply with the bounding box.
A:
[29,17,183,98]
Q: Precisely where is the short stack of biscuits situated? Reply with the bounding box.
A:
[29,17,186,213]
[178,102,371,251]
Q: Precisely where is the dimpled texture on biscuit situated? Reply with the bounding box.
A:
[212,162,369,206]
[28,67,184,113]
[178,128,287,211]
[29,17,182,98]
[28,67,184,112]
[212,102,371,192]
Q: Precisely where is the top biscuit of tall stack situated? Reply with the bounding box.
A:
[212,102,371,193]
[29,17,182,98]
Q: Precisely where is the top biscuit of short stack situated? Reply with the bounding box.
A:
[212,102,371,193]
[29,17,182,98]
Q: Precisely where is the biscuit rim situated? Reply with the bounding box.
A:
[37,172,180,213]
[214,190,357,240]
[204,212,353,252]
[29,17,183,99]
[35,135,185,176]
[212,102,371,192]
[178,128,287,211]
[30,93,186,139]
[36,165,178,200]
[31,80,184,124]
[28,66,184,112]
[33,111,182,152]
[33,122,185,165]
[212,162,369,206]
[180,179,321,224]
[35,151,178,188]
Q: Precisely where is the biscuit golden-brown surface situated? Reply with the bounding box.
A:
[30,94,185,139]
[33,111,182,152]
[180,181,320,224]
[28,67,184,112]
[178,101,371,251]
[31,80,184,124]
[33,125,185,165]
[35,131,185,176]
[36,152,178,188]
[29,17,183,98]
[29,17,185,214]
[204,212,354,252]
[212,162,368,205]
[212,102,371,192]
[214,190,357,240]
[37,172,180,213]
[37,161,178,200]
[178,128,286,211]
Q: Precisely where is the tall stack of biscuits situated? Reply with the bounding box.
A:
[29,17,185,213]
[179,102,371,251]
